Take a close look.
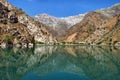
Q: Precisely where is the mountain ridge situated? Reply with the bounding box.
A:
[35,13,85,41]
[64,4,120,45]
[35,3,120,43]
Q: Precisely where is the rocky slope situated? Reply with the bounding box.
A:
[0,0,56,47]
[96,3,120,17]
[35,14,70,38]
[65,12,109,43]
[0,1,33,47]
[35,13,85,40]
[35,4,120,43]
[64,4,120,45]
[96,15,120,45]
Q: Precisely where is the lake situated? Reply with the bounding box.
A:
[0,45,120,80]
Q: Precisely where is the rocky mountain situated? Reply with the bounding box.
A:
[61,14,85,27]
[64,4,120,45]
[35,13,85,40]
[96,3,120,17]
[1,0,120,46]
[35,14,70,38]
[0,0,56,47]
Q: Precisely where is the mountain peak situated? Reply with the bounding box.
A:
[37,13,49,16]
[35,13,85,27]
[35,13,58,20]
[35,13,85,39]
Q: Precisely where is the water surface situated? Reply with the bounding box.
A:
[0,45,120,80]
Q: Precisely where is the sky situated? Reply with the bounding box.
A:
[8,0,120,17]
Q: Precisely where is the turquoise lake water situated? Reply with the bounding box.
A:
[0,45,120,80]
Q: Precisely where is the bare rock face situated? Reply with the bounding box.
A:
[0,0,15,10]
[0,0,56,46]
[18,14,56,43]
[0,2,33,47]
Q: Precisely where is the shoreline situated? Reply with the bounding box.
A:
[1,42,120,48]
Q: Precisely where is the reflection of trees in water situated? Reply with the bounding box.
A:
[34,46,120,80]
[0,46,120,80]
[0,47,34,80]
[0,46,56,80]
[64,46,120,80]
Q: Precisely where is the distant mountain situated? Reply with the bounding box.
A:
[0,0,56,47]
[61,14,85,28]
[35,13,85,40]
[35,14,69,38]
[64,3,120,45]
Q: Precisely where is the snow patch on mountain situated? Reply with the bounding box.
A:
[60,14,85,27]
[35,13,85,29]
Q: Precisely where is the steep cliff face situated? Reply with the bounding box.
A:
[0,0,56,45]
[17,13,56,43]
[0,2,33,46]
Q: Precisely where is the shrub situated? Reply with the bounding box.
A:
[2,19,7,24]
[3,35,13,42]
[9,15,18,23]
[35,41,44,44]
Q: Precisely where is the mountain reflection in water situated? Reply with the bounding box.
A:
[0,45,120,80]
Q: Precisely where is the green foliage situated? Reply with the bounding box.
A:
[3,35,13,42]
[60,41,66,44]
[35,41,44,44]
[58,41,82,45]
[88,25,95,34]
[0,13,3,18]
